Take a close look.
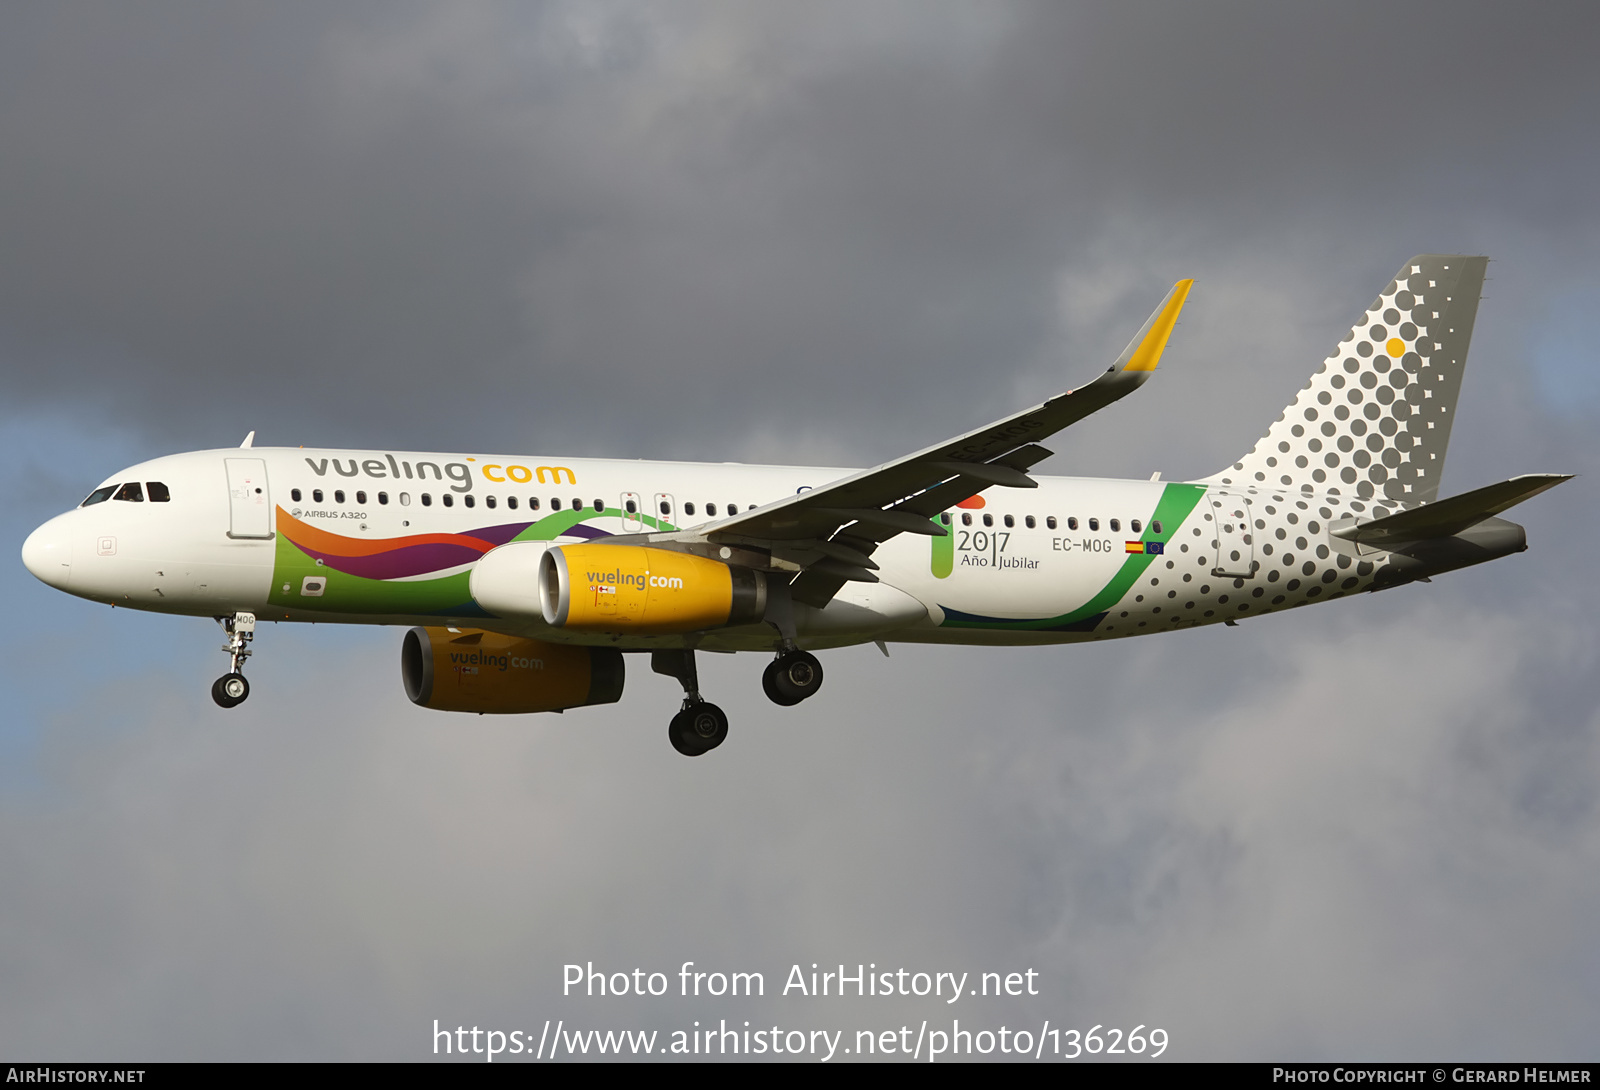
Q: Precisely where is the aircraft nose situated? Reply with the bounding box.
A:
[21,515,73,590]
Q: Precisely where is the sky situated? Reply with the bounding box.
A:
[2,1,1598,1061]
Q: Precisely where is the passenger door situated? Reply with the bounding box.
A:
[225,458,273,539]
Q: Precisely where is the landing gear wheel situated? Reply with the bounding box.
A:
[212,672,250,709]
[765,650,823,705]
[668,702,728,756]
[762,661,804,706]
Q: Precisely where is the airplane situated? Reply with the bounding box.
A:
[20,255,1571,756]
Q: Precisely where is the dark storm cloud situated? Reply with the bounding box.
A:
[3,2,1599,1061]
[4,2,1598,464]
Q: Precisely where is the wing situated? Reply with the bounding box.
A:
[646,278,1193,606]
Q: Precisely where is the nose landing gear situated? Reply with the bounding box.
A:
[652,649,728,757]
[212,612,256,709]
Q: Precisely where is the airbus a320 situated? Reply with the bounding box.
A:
[22,255,1569,755]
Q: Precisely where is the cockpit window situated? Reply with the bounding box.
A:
[147,482,171,502]
[113,482,144,502]
[81,485,117,507]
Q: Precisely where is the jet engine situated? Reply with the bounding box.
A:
[539,544,766,634]
[401,626,624,714]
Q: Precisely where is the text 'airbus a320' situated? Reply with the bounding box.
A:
[22,255,1569,754]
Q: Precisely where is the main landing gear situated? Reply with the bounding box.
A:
[762,648,824,707]
[211,612,255,709]
[652,650,728,757]
[651,644,825,757]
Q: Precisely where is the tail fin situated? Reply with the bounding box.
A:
[1214,255,1487,505]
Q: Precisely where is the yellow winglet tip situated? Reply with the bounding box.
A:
[1122,278,1193,373]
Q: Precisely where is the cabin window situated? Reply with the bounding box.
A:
[399,493,411,506]
[623,498,635,514]
[81,485,117,507]
[593,499,603,512]
[313,489,324,504]
[1088,518,1099,531]
[1109,518,1120,532]
[378,492,389,505]
[1152,520,1163,534]
[1046,516,1057,530]
[485,496,496,509]
[962,513,973,526]
[659,500,670,515]
[443,494,454,508]
[334,490,345,504]
[421,494,432,506]
[1131,519,1142,533]
[572,498,582,512]
[552,498,562,511]
[706,503,717,516]
[982,514,993,527]
[355,491,367,505]
[466,495,477,508]
[1067,517,1077,530]
[941,513,952,525]
[506,496,517,510]
[529,498,540,510]
[1025,515,1036,529]
[291,488,302,502]
[1004,514,1015,528]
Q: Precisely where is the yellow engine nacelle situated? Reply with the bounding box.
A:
[538,544,766,634]
[401,627,624,714]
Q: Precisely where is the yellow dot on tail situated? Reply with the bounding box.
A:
[1386,338,1404,357]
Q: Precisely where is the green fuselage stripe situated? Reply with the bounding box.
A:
[930,516,954,578]
[940,483,1208,630]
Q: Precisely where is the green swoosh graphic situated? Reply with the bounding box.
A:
[939,483,1207,631]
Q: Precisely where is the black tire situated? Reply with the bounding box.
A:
[668,713,705,756]
[212,672,249,709]
[669,702,728,756]
[768,651,823,704]
[762,661,804,706]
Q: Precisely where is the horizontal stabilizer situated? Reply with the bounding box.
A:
[1332,474,1572,547]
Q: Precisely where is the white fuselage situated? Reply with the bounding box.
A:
[22,446,1400,651]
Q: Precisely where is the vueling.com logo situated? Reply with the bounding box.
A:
[447,649,544,672]
[481,464,575,485]
[587,569,684,591]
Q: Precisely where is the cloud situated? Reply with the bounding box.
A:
[2,2,1597,1060]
